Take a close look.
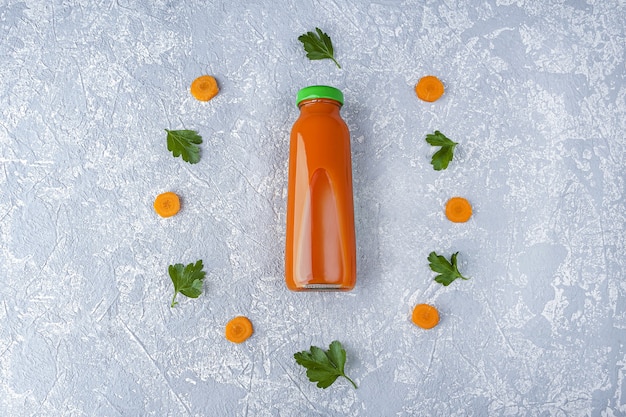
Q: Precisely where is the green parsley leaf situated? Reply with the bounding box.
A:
[168,260,206,307]
[428,251,469,286]
[298,28,341,68]
[165,129,202,164]
[294,341,357,389]
[425,130,458,171]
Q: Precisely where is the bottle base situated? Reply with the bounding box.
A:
[287,283,354,292]
[304,284,343,290]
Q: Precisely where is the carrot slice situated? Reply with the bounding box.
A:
[445,197,472,223]
[225,316,254,344]
[415,75,444,102]
[412,304,440,329]
[154,192,180,218]
[190,75,219,101]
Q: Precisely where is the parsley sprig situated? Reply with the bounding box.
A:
[294,341,357,389]
[298,28,341,68]
[168,260,206,307]
[428,251,469,286]
[165,129,203,164]
[425,130,458,171]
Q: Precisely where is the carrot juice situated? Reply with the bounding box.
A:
[285,86,356,291]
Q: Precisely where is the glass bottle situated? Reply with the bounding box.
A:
[285,86,356,291]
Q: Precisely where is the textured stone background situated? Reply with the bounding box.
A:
[1,0,625,416]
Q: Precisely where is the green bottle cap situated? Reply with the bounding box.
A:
[296,85,344,107]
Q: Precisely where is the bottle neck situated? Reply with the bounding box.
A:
[298,98,342,115]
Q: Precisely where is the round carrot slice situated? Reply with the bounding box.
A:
[415,75,444,102]
[412,304,440,329]
[225,316,253,344]
[445,197,472,223]
[190,75,219,101]
[153,192,180,218]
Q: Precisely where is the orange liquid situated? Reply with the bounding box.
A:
[285,98,356,291]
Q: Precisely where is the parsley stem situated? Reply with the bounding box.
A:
[332,58,341,69]
[343,375,358,389]
[171,292,178,308]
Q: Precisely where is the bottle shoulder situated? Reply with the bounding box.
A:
[293,112,348,130]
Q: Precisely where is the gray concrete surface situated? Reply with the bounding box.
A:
[1,0,625,416]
